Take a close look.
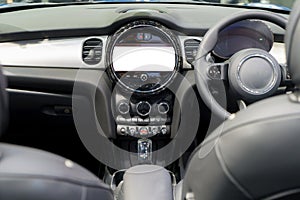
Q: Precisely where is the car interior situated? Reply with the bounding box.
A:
[0,0,299,199]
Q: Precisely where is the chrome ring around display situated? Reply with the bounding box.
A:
[106,20,182,94]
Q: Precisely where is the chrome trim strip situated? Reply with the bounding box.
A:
[0,36,107,69]
[6,88,71,98]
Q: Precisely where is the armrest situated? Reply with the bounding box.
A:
[123,165,173,200]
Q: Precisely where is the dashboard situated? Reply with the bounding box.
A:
[0,3,288,141]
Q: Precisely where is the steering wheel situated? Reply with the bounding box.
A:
[194,11,287,120]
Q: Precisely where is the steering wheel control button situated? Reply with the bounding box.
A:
[140,74,148,82]
[118,102,130,114]
[136,101,151,116]
[208,65,222,79]
[158,102,170,114]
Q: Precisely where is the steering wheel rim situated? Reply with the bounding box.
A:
[194,10,287,121]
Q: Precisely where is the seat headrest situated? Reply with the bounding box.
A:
[0,67,8,135]
[286,1,300,86]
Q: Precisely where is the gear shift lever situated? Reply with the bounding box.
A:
[137,138,152,163]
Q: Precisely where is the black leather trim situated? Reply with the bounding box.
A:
[215,142,253,199]
[0,173,110,189]
[0,67,8,135]
[285,1,300,85]
[0,143,113,200]
[183,94,300,200]
[0,54,113,200]
[263,188,300,200]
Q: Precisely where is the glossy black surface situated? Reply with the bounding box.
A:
[213,20,274,59]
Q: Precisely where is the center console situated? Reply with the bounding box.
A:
[113,88,176,162]
[106,19,182,162]
[106,20,181,140]
[114,89,174,138]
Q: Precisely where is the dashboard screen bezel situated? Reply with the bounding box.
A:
[106,20,182,94]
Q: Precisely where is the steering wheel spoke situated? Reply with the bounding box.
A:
[207,62,229,80]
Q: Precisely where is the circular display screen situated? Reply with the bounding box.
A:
[107,21,180,93]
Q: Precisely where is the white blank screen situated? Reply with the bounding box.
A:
[112,46,175,72]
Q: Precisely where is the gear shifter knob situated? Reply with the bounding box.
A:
[137,139,152,163]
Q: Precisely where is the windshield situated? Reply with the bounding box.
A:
[0,0,295,12]
[210,0,294,11]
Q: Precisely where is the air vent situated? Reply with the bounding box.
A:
[184,39,201,64]
[82,38,103,65]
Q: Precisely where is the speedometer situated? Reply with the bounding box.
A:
[213,20,274,59]
[106,20,181,93]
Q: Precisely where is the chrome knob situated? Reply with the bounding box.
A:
[118,102,130,114]
[158,102,169,114]
[136,101,151,116]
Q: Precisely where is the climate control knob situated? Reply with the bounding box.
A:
[136,101,151,116]
[118,102,130,114]
[158,102,169,114]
